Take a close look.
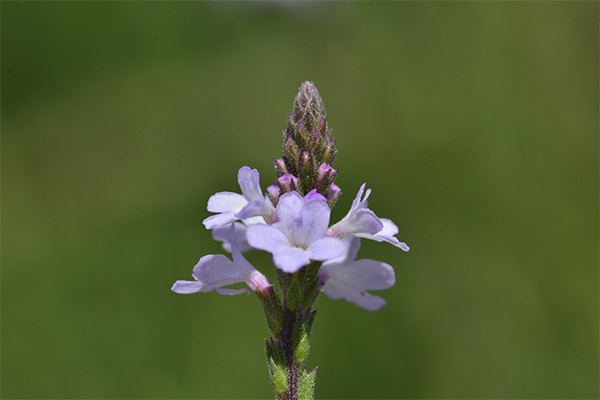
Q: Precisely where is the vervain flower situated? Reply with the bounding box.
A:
[172,81,411,400]
[328,183,410,251]
[172,226,271,295]
[203,166,275,229]
[246,191,345,273]
[319,238,395,311]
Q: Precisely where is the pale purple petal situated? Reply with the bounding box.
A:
[216,287,252,295]
[320,257,395,311]
[171,280,207,294]
[327,237,361,264]
[272,247,311,273]
[275,192,304,239]
[307,237,346,261]
[230,227,256,272]
[192,254,252,288]
[322,281,387,311]
[359,232,410,251]
[299,198,331,246]
[237,166,263,201]
[323,259,395,290]
[328,208,383,238]
[351,183,372,211]
[207,192,247,213]
[304,189,327,202]
[235,198,275,220]
[212,222,252,253]
[246,224,290,254]
[356,218,410,251]
[203,213,238,230]
[379,218,399,236]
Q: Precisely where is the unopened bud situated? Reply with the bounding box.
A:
[273,157,288,177]
[248,271,272,296]
[267,184,281,205]
[315,163,338,193]
[298,151,316,194]
[283,135,300,175]
[290,81,326,136]
[320,138,337,165]
[276,173,299,193]
[326,183,341,208]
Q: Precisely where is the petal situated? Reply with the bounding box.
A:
[171,280,207,294]
[272,247,311,273]
[350,183,366,211]
[203,213,238,230]
[230,227,256,273]
[328,208,383,238]
[207,192,247,213]
[324,259,395,291]
[215,287,252,296]
[304,189,327,202]
[325,237,361,265]
[237,166,263,202]
[307,237,346,261]
[192,254,252,288]
[298,198,331,246]
[322,280,387,311]
[212,222,252,253]
[357,231,410,251]
[379,218,399,236]
[275,192,304,239]
[235,198,274,220]
[246,224,289,254]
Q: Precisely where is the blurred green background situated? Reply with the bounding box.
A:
[2,2,598,399]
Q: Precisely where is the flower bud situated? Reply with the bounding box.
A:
[326,183,342,208]
[248,270,272,295]
[298,151,316,194]
[320,138,337,165]
[273,157,288,177]
[283,135,299,175]
[267,184,281,206]
[315,163,338,194]
[290,81,326,136]
[276,173,299,193]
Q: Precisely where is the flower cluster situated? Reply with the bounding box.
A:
[173,166,408,310]
[171,82,409,399]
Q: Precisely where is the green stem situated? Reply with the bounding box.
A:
[262,262,321,400]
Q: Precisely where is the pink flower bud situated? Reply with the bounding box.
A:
[276,173,299,193]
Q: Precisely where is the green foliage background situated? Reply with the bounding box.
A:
[2,2,598,398]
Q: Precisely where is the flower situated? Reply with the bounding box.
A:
[246,192,346,273]
[203,166,276,229]
[172,226,271,295]
[328,183,409,251]
[319,238,395,311]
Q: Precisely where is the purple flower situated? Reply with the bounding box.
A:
[203,166,276,229]
[319,238,395,311]
[328,183,409,251]
[172,226,271,295]
[246,192,346,273]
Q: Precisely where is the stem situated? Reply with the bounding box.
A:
[281,308,299,400]
[262,262,321,400]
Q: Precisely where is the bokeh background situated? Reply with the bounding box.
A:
[2,2,598,399]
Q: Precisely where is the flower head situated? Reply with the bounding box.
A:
[203,166,275,229]
[319,238,395,311]
[246,192,345,273]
